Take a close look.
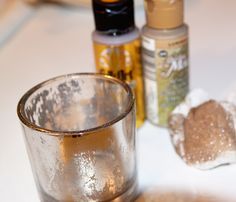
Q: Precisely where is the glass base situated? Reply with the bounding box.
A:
[108,179,138,202]
[39,179,138,202]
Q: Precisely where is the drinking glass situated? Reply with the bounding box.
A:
[17,73,137,201]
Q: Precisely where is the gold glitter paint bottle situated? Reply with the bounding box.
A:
[92,0,145,128]
[142,0,189,127]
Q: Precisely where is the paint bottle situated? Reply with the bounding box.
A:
[142,0,189,127]
[92,0,145,128]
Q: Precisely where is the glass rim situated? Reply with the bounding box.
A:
[17,73,135,137]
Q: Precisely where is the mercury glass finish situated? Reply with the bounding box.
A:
[17,73,137,202]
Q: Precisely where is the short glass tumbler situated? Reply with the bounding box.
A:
[17,73,137,202]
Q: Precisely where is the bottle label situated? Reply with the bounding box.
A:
[93,39,145,127]
[142,35,189,126]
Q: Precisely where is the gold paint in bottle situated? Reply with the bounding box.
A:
[92,0,145,127]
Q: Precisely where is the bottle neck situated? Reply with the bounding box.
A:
[96,26,135,36]
[93,27,140,45]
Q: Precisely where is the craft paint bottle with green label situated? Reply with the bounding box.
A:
[141,0,189,127]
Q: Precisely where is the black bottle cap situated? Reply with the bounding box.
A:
[92,0,135,36]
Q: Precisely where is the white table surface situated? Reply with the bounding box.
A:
[1,1,236,201]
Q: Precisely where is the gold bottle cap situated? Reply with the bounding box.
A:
[145,0,183,29]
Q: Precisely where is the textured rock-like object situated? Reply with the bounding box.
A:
[168,89,236,170]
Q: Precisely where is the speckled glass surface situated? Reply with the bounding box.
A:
[17,73,137,202]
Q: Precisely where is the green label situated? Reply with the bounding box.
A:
[157,36,189,126]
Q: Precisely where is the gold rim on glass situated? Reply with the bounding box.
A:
[17,73,135,136]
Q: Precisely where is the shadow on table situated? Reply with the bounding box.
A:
[134,187,233,202]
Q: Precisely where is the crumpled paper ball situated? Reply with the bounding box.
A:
[168,89,236,170]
